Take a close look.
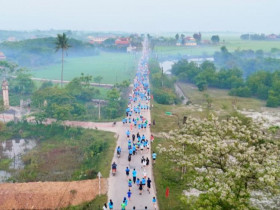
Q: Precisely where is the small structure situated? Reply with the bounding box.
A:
[2,80,9,109]
[184,37,197,46]
[115,38,130,46]
[127,45,137,53]
[0,52,6,60]
[88,36,109,44]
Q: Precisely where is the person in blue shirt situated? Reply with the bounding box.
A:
[152,151,157,164]
[152,197,157,209]
[117,146,121,157]
[132,168,137,183]
[125,167,130,177]
[126,130,130,138]
[129,148,133,155]
[108,199,113,209]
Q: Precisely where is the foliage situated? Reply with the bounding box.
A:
[0,37,98,67]
[214,46,280,77]
[0,122,116,181]
[149,58,178,104]
[211,35,220,44]
[55,33,71,87]
[9,70,36,95]
[158,115,280,209]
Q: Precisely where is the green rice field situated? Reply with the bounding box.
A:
[31,52,139,84]
[155,38,280,57]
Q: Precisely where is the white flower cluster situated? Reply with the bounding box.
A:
[157,115,280,207]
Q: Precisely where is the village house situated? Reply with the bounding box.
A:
[115,37,130,46]
[87,36,109,44]
[0,52,6,60]
[184,37,197,46]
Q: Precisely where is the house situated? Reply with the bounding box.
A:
[7,37,16,42]
[115,38,130,46]
[0,52,6,60]
[184,37,197,46]
[266,34,278,40]
[88,36,109,44]
[127,45,137,53]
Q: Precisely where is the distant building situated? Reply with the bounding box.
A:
[184,37,197,46]
[127,45,137,53]
[266,34,278,40]
[87,36,109,44]
[7,37,16,42]
[115,38,130,46]
[0,52,6,60]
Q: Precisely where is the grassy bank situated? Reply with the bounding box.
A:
[31,52,138,84]
[152,137,186,210]
[0,122,116,182]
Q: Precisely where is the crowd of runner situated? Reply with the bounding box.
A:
[105,48,157,210]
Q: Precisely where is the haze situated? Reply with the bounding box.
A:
[0,0,279,33]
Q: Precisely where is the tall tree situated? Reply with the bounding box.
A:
[211,35,220,44]
[55,33,71,87]
[175,33,179,41]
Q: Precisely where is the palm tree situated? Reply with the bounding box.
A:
[55,33,71,87]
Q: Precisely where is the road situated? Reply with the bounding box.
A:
[10,76,114,88]
[107,41,157,209]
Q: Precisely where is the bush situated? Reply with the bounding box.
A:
[229,86,251,97]
[153,88,177,105]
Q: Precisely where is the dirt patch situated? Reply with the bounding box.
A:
[0,178,107,209]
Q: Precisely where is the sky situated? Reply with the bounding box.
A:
[0,0,279,33]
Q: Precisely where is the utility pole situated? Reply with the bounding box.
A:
[161,67,164,87]
[97,172,102,196]
[98,99,101,120]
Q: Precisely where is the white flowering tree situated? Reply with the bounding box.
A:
[158,115,280,209]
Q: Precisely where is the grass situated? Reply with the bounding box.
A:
[0,158,12,170]
[31,52,139,84]
[152,137,187,210]
[155,39,280,57]
[177,82,266,112]
[64,194,107,210]
[0,123,116,182]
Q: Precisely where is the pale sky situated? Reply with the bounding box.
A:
[0,0,279,33]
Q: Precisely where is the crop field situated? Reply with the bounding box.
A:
[31,52,139,84]
[155,37,280,57]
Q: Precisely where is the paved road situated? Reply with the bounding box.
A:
[107,42,157,210]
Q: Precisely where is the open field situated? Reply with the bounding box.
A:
[177,82,266,112]
[0,123,116,182]
[31,52,139,84]
[0,179,107,209]
[155,39,280,57]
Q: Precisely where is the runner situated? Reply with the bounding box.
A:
[152,151,157,164]
[139,181,143,195]
[132,169,137,183]
[128,178,132,190]
[152,197,157,209]
[146,157,150,166]
[103,203,108,210]
[125,167,130,178]
[108,199,113,210]
[147,177,151,194]
[127,189,132,200]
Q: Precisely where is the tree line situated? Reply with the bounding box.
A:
[0,37,99,67]
[214,46,280,77]
[171,57,280,107]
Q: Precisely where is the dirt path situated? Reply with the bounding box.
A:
[175,82,188,105]
[0,179,107,209]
